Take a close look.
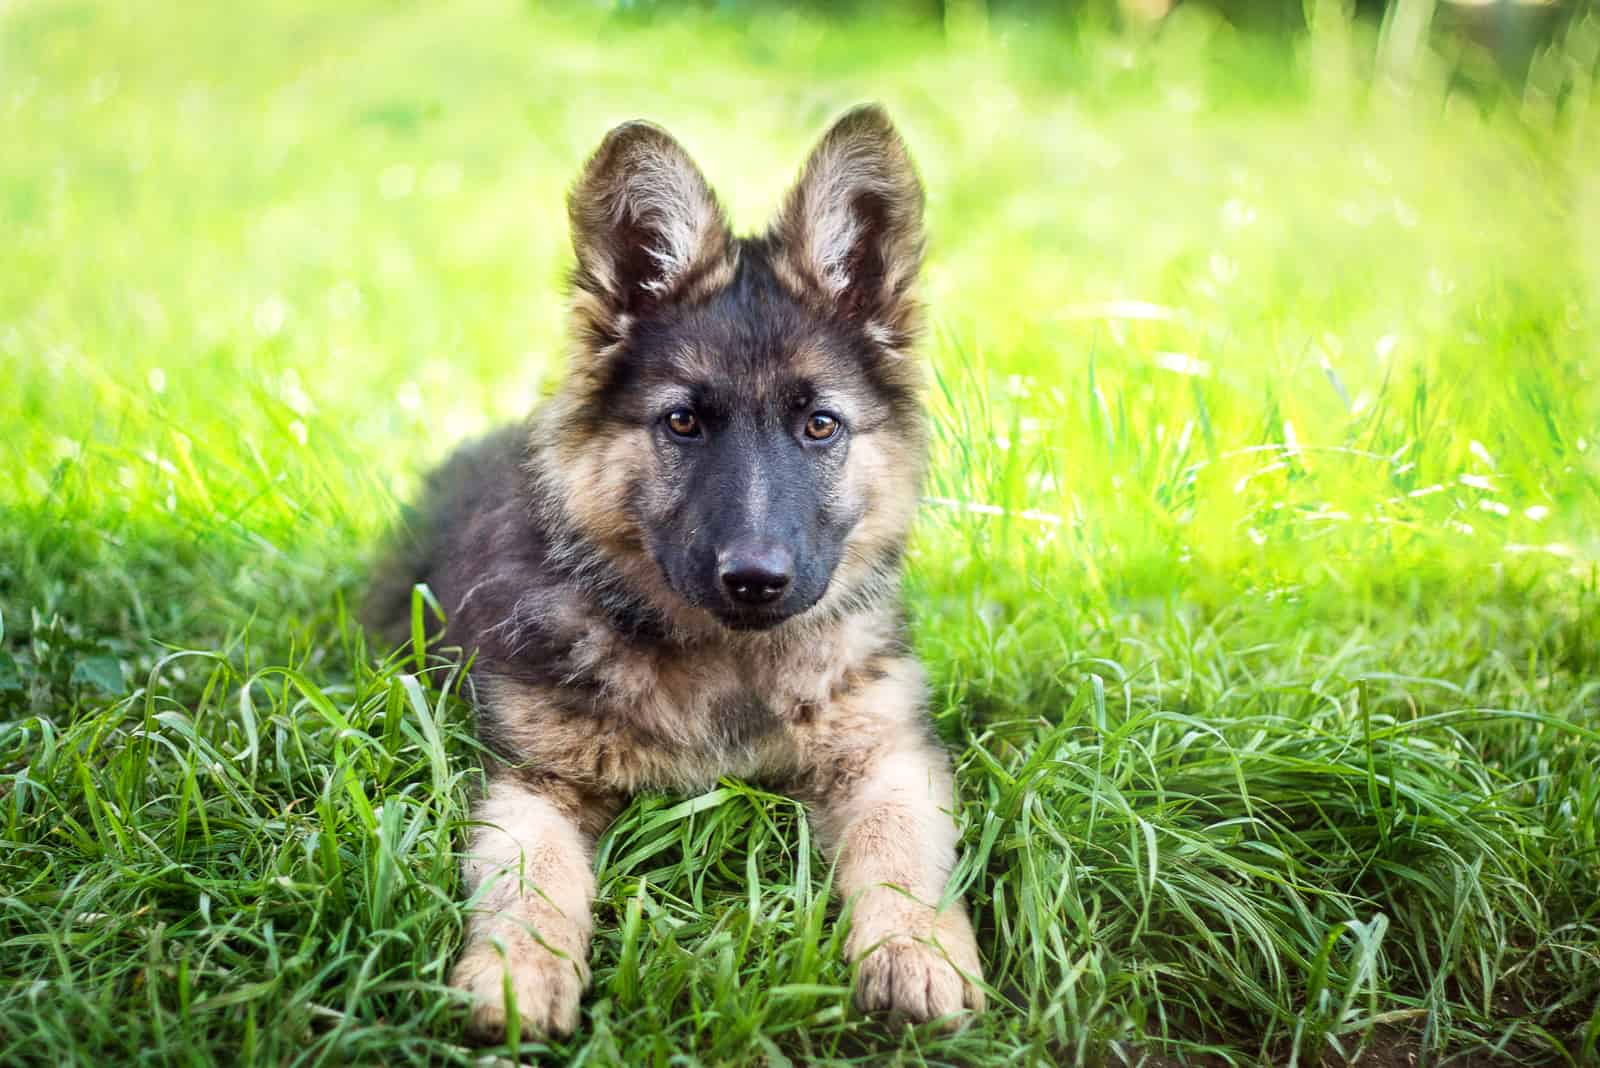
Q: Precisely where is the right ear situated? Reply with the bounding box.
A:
[568,121,735,339]
[765,105,925,344]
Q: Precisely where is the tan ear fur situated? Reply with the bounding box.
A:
[567,121,736,347]
[767,105,925,346]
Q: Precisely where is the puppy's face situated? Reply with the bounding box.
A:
[614,264,900,630]
[554,108,928,631]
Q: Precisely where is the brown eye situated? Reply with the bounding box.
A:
[804,412,840,441]
[666,409,700,438]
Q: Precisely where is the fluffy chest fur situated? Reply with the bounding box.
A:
[480,601,908,794]
[365,422,918,797]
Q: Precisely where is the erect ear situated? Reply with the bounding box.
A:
[767,105,926,344]
[568,121,735,325]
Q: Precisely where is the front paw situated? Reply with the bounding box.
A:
[452,923,589,1040]
[848,896,985,1028]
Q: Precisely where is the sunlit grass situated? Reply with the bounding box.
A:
[2,0,1598,1064]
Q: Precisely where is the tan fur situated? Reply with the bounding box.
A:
[831,426,926,593]
[549,420,650,554]
[768,105,926,351]
[452,778,619,1038]
[569,122,735,303]
[460,642,983,1034]
[477,606,898,794]
[795,662,984,1022]
[534,386,925,650]
[566,121,737,377]
[448,108,983,1038]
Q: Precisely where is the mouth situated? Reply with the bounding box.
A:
[710,584,832,632]
[712,605,795,632]
[657,568,799,631]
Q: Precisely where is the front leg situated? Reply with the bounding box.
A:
[804,662,985,1027]
[451,774,617,1039]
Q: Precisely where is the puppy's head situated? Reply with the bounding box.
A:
[547,106,927,632]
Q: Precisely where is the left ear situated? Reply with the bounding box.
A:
[568,120,735,321]
[767,105,925,345]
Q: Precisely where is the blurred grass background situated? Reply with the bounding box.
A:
[2,0,1599,1065]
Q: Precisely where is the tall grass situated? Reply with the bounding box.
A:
[2,1,1597,1064]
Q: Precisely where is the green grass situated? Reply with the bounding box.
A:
[3,1,1600,1064]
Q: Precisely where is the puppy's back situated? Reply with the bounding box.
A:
[362,422,531,650]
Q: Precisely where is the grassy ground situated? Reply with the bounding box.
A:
[3,1,1599,1064]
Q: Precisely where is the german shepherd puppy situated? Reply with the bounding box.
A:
[366,105,984,1038]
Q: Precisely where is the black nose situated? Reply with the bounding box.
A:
[719,546,793,606]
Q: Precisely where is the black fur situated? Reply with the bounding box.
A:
[367,237,917,654]
[364,108,928,756]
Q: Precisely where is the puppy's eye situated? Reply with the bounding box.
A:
[665,409,700,438]
[804,412,841,441]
